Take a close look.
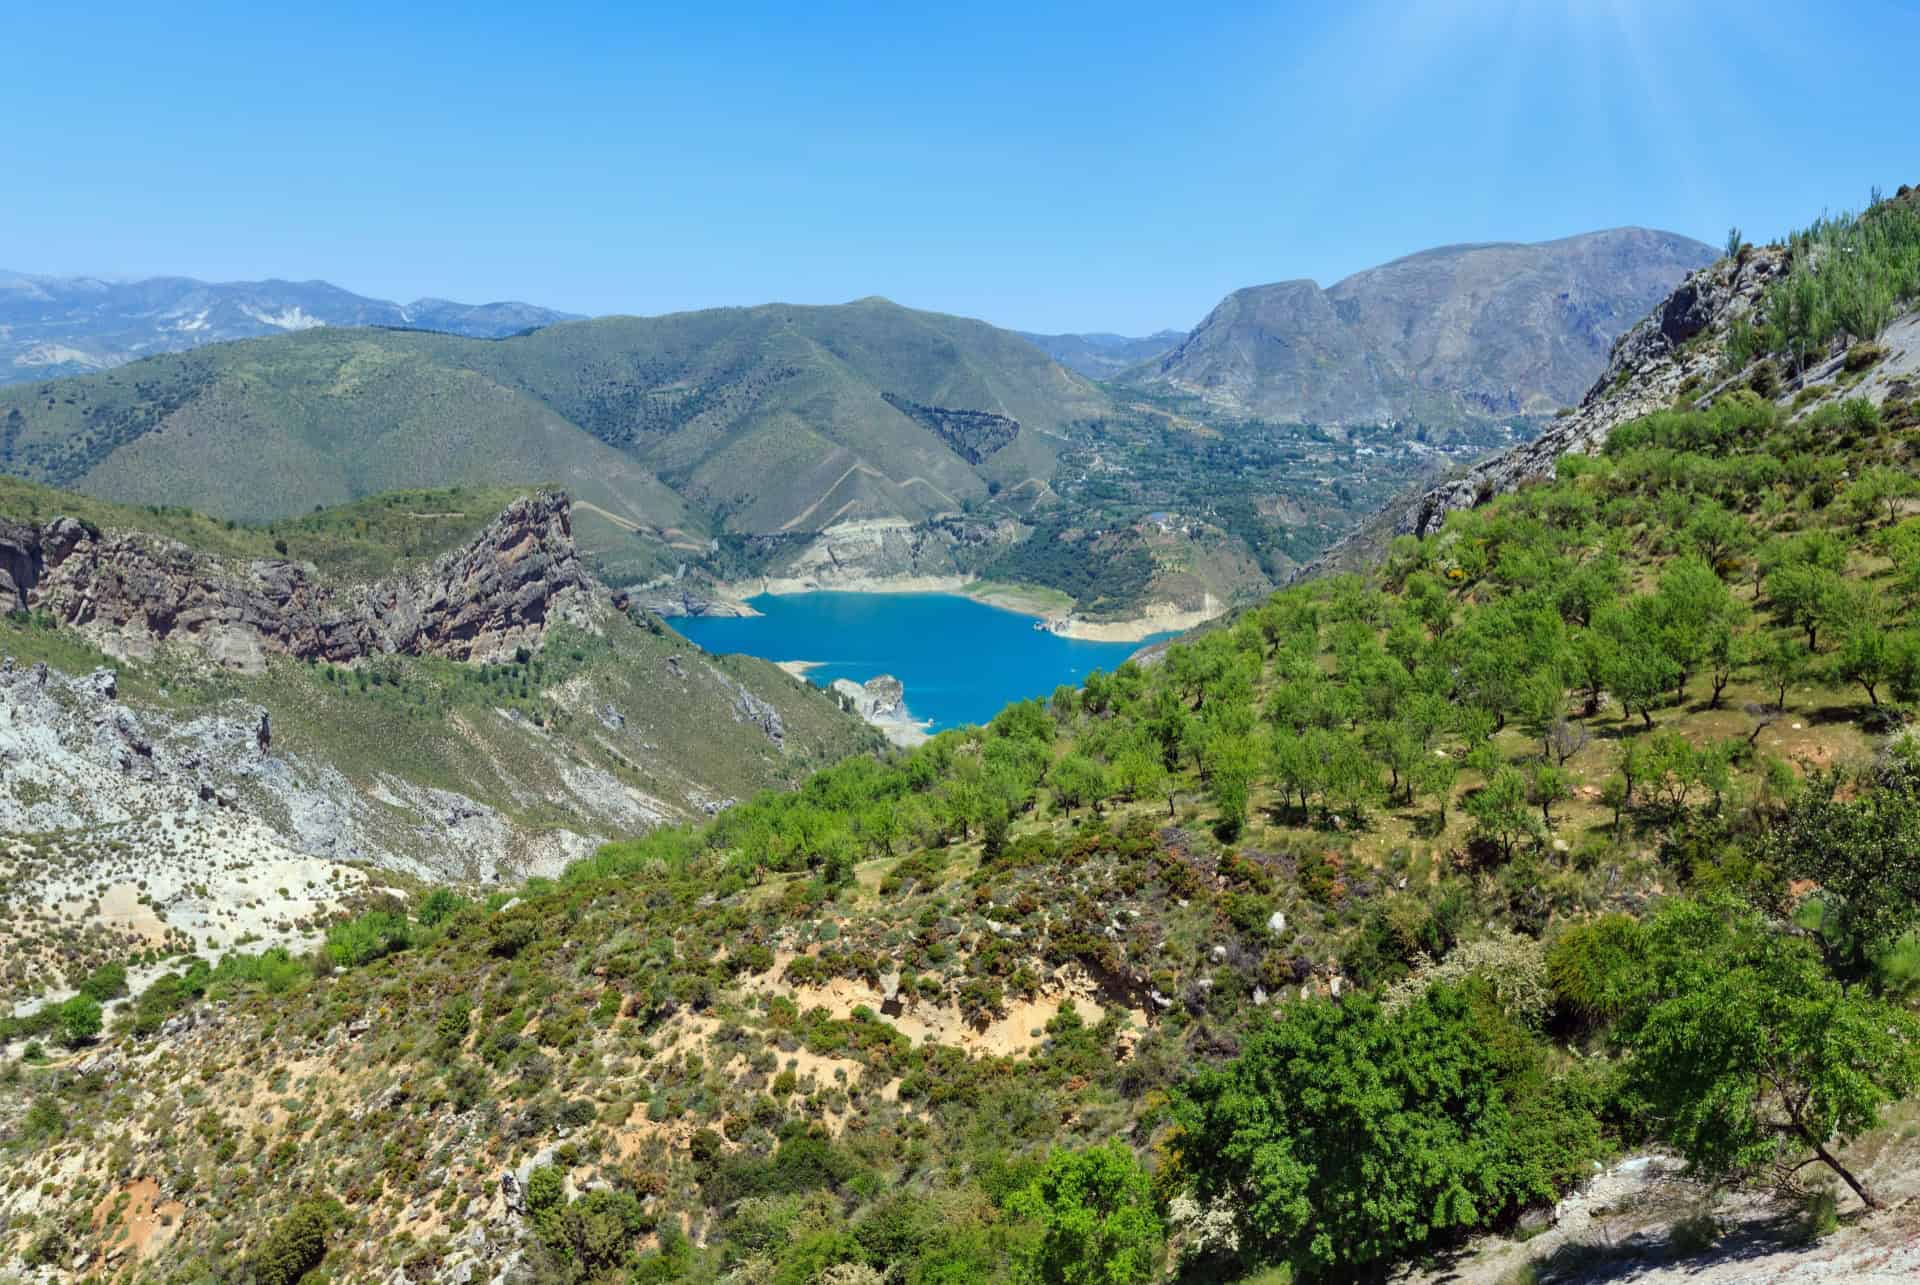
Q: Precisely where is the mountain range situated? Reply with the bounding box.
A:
[6,182,1920,1285]
[0,271,579,384]
[1132,228,1716,425]
[0,228,1713,626]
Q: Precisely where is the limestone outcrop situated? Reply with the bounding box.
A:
[0,492,589,670]
[830,673,928,747]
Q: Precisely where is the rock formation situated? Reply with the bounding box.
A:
[0,492,590,670]
[830,674,928,746]
[1389,247,1788,537]
[1137,229,1715,427]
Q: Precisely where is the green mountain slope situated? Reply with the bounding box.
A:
[0,298,1099,538]
[7,197,1920,1285]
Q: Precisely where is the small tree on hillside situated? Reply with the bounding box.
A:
[1758,634,1809,710]
[1628,897,1920,1210]
[1006,1143,1163,1285]
[1465,767,1538,862]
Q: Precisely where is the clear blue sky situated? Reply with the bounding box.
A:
[5,0,1916,334]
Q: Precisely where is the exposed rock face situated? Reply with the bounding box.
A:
[0,492,590,670]
[1390,247,1788,537]
[830,674,928,747]
[722,670,787,747]
[1136,229,1715,427]
[0,656,610,881]
[725,516,1022,598]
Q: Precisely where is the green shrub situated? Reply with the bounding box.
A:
[324,909,413,967]
[1005,1142,1164,1285]
[252,1198,343,1285]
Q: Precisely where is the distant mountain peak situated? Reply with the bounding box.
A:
[0,272,582,384]
[1131,228,1716,425]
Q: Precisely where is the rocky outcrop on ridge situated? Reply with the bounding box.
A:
[1388,247,1789,538]
[0,491,589,670]
[1136,229,1715,427]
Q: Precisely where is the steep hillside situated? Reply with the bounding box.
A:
[1395,188,1920,541]
[1132,229,1714,427]
[0,271,578,384]
[7,178,1920,1283]
[0,482,878,1013]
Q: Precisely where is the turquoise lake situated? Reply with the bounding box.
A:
[676,592,1171,732]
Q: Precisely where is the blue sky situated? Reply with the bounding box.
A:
[5,0,1916,333]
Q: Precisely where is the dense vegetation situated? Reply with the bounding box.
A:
[7,382,1920,1280]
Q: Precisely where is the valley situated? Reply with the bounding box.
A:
[0,229,1705,646]
[4,162,1920,1285]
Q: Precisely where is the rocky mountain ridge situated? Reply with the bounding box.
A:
[1133,228,1715,427]
[0,486,879,906]
[1393,239,1920,538]
[0,492,589,671]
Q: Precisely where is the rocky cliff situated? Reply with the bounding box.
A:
[1388,246,1787,536]
[1296,235,1920,577]
[1135,229,1715,427]
[0,492,590,670]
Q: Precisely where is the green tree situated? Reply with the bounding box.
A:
[1767,563,1852,651]
[1203,732,1262,840]
[1627,897,1920,1209]
[1465,766,1539,861]
[1527,762,1571,830]
[1761,782,1920,984]
[1109,748,1170,817]
[1828,623,1897,707]
[1005,1142,1163,1285]
[1759,633,1810,709]
[1601,611,1681,728]
[253,1199,344,1285]
[1412,753,1459,827]
[57,994,102,1047]
[1051,753,1108,818]
[1171,987,1592,1280]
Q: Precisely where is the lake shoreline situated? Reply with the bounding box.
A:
[676,590,1175,732]
[709,575,1218,643]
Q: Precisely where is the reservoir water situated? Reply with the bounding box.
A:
[676,592,1171,732]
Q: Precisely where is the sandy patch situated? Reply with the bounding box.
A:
[1046,596,1224,642]
[93,1177,185,1264]
[97,883,170,945]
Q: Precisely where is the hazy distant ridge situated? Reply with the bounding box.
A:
[0,271,580,384]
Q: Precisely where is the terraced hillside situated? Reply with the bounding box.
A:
[5,192,1920,1285]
